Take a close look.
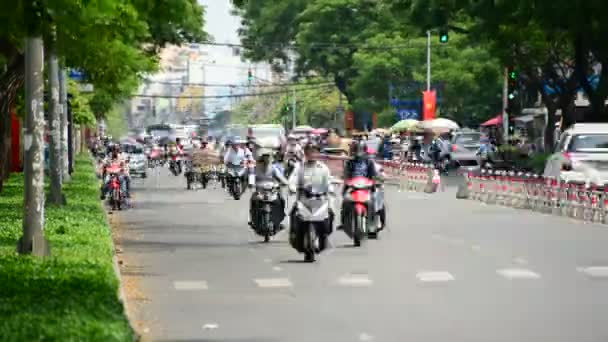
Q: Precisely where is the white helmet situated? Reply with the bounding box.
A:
[287,134,297,142]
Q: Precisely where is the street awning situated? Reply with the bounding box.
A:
[480,115,502,127]
[514,114,535,123]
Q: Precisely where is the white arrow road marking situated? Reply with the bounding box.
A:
[254,278,293,288]
[496,268,541,280]
[416,271,454,282]
[173,281,208,290]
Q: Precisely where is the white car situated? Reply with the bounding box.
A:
[544,123,608,184]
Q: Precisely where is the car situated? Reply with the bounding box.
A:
[544,123,608,184]
[248,124,286,150]
[450,131,481,167]
[126,144,147,178]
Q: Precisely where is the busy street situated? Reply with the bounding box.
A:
[6,0,608,341]
[115,170,608,342]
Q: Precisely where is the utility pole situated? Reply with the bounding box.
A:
[502,67,509,143]
[292,88,297,130]
[426,30,431,91]
[46,30,64,205]
[18,36,50,256]
[59,67,70,182]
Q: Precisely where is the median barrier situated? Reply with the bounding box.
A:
[316,153,442,194]
[456,167,608,224]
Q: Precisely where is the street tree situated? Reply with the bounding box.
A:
[0,0,206,191]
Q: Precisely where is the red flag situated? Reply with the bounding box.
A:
[422,90,436,120]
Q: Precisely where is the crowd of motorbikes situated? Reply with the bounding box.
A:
[92,135,387,263]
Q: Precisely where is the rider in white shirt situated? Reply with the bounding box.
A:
[284,134,304,161]
[223,140,248,167]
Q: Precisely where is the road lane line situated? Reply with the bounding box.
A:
[496,268,540,280]
[336,274,373,287]
[578,266,608,279]
[202,323,219,330]
[358,332,375,341]
[272,266,283,271]
[254,278,293,288]
[173,281,209,290]
[415,271,454,282]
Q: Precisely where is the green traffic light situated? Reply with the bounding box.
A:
[439,34,448,43]
[508,93,516,100]
[509,71,517,79]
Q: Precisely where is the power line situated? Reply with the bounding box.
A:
[132,84,334,99]
[142,80,334,88]
[199,40,441,51]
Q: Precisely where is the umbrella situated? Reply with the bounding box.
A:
[417,118,460,132]
[480,115,502,127]
[390,119,419,132]
[293,125,314,132]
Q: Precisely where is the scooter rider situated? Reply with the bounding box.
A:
[284,134,304,161]
[339,141,378,229]
[100,145,130,200]
[249,148,293,230]
[223,138,251,186]
[284,134,304,177]
[289,143,334,251]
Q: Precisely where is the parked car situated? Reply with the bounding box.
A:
[127,144,147,178]
[544,123,608,184]
[450,131,481,167]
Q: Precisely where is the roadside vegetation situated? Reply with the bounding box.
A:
[0,155,132,341]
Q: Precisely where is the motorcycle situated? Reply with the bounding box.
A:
[184,160,197,190]
[290,184,331,262]
[342,176,375,246]
[226,163,247,200]
[105,165,127,210]
[251,181,282,242]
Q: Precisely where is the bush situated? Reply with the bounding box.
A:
[0,155,133,341]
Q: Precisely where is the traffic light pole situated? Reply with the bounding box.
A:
[502,67,509,143]
[292,88,296,130]
[426,30,431,91]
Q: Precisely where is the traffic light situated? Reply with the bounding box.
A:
[283,104,291,113]
[507,67,518,101]
[439,29,449,43]
[247,69,253,83]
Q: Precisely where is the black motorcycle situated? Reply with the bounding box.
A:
[226,164,247,200]
[251,181,282,242]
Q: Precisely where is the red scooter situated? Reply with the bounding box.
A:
[342,176,375,247]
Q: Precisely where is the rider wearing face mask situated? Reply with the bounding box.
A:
[289,143,334,250]
[249,148,292,230]
[338,141,378,229]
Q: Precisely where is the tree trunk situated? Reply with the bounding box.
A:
[0,55,25,192]
[18,36,49,256]
[544,104,557,152]
[59,67,70,182]
[45,38,64,205]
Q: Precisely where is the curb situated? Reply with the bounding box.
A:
[92,155,141,341]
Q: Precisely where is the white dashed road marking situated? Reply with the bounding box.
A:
[337,274,373,287]
[173,281,209,290]
[496,268,541,280]
[254,278,293,288]
[202,323,219,330]
[416,271,454,282]
[272,266,283,272]
[358,332,375,341]
[578,266,608,279]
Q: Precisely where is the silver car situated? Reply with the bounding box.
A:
[127,145,147,178]
[450,132,481,167]
[544,123,608,184]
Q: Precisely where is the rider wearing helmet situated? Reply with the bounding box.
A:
[338,140,379,230]
[249,148,292,231]
[284,134,304,161]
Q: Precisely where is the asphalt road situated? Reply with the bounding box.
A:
[116,167,608,342]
